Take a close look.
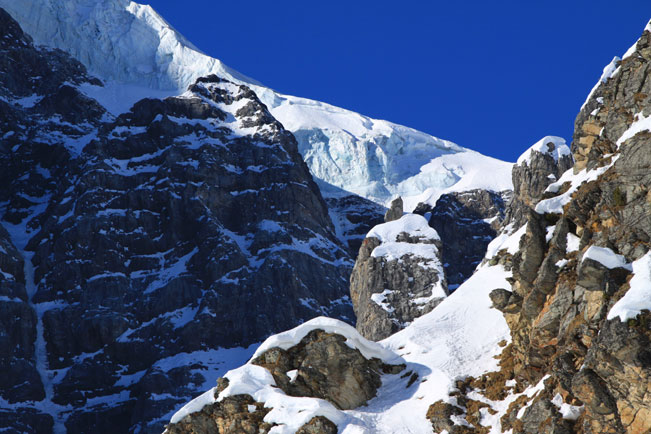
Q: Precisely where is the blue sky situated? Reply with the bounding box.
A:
[148,0,650,162]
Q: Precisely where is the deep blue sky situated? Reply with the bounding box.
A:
[148,0,650,162]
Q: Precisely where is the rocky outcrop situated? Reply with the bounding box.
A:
[165,325,405,433]
[471,23,651,434]
[505,136,574,228]
[165,392,275,434]
[0,10,355,433]
[251,329,403,409]
[384,197,403,222]
[350,214,447,340]
[414,189,510,288]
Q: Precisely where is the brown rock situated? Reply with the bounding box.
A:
[296,416,338,434]
[252,329,405,410]
[384,197,403,222]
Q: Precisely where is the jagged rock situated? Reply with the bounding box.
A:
[485,22,651,434]
[581,313,651,434]
[572,369,620,416]
[513,210,548,292]
[384,197,403,222]
[167,327,404,433]
[325,193,386,257]
[489,288,523,314]
[0,408,53,434]
[517,395,574,434]
[506,137,574,228]
[426,401,465,434]
[350,214,447,340]
[252,329,404,409]
[414,189,509,287]
[0,11,355,432]
[165,394,274,434]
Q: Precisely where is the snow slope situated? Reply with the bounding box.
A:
[169,261,513,433]
[0,0,513,208]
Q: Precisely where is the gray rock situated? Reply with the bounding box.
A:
[506,139,573,228]
[384,196,403,222]
[252,329,404,409]
[489,288,522,314]
[350,218,447,341]
[519,395,573,434]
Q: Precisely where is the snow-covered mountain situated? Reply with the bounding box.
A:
[166,20,651,434]
[0,0,513,209]
[0,9,353,432]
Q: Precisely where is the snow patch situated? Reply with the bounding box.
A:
[516,136,570,166]
[581,246,631,270]
[485,224,526,259]
[607,251,651,321]
[551,393,584,421]
[370,290,396,314]
[616,112,651,148]
[566,233,580,253]
[367,214,439,243]
[535,158,617,214]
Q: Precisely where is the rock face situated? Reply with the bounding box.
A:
[505,136,574,228]
[350,214,448,340]
[165,327,405,433]
[325,192,386,257]
[414,189,510,288]
[384,197,404,222]
[474,25,651,434]
[0,10,354,433]
[165,391,275,434]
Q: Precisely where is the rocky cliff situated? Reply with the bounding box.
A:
[429,24,651,434]
[0,9,354,433]
[170,21,651,434]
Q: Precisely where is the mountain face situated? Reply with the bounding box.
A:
[350,209,448,341]
[0,0,513,211]
[0,9,354,433]
[168,21,651,434]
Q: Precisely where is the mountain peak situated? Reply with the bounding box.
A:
[0,0,513,209]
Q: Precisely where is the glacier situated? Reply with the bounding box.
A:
[0,0,513,209]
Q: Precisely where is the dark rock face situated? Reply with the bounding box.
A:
[414,189,510,288]
[325,193,386,257]
[0,10,354,433]
[166,329,404,433]
[350,215,447,341]
[478,24,651,434]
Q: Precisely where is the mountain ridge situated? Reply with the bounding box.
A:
[0,0,514,209]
